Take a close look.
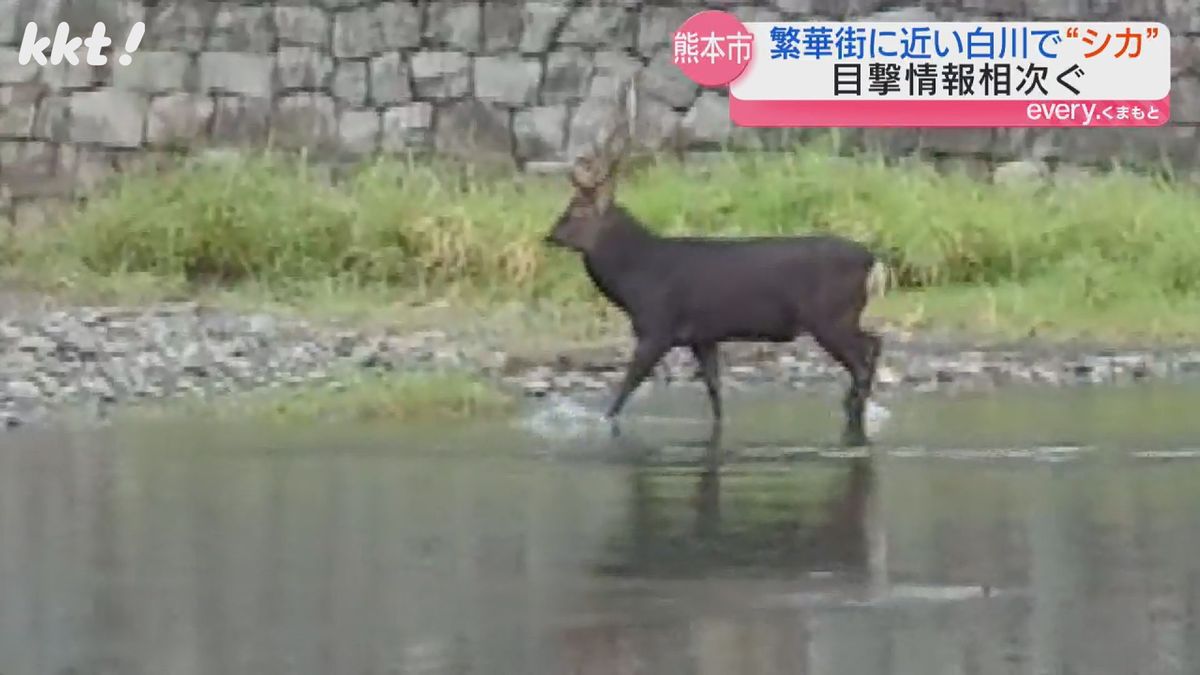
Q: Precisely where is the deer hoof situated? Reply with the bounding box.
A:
[606,415,621,438]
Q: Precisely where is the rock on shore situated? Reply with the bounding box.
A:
[2,301,1199,430]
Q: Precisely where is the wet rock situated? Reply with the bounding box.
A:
[33,373,59,398]
[6,379,40,400]
[1130,365,1150,379]
[582,377,608,391]
[63,328,101,360]
[520,367,554,398]
[522,379,551,397]
[179,342,211,376]
[245,314,278,337]
[729,365,757,378]
[82,376,117,403]
[876,366,900,385]
[333,331,360,358]
[15,335,55,355]
[352,342,388,369]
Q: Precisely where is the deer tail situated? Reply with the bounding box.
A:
[866,259,892,300]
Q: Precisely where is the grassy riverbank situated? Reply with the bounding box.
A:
[117,369,517,426]
[4,143,1200,345]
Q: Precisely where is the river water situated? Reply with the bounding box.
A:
[1,381,1199,675]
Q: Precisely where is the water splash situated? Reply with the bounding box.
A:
[865,399,892,437]
[518,395,607,439]
[518,393,710,441]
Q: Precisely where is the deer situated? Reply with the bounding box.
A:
[543,78,889,447]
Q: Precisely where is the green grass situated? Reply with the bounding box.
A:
[5,143,1200,344]
[119,369,518,426]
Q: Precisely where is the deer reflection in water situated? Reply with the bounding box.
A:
[602,429,886,584]
[560,429,891,675]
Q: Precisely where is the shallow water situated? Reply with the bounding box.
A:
[2,381,1200,675]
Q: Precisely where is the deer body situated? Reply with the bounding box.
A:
[544,78,887,446]
[581,206,878,346]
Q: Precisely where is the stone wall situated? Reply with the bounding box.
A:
[0,0,1198,225]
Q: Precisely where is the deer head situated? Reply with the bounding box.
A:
[545,75,638,253]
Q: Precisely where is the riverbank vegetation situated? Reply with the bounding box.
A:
[4,142,1200,344]
[118,369,517,426]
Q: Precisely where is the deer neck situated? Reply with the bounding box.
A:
[581,206,659,312]
[585,206,655,260]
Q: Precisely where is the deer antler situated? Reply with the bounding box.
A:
[596,72,639,182]
[570,72,640,193]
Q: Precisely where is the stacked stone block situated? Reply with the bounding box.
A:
[0,0,1196,225]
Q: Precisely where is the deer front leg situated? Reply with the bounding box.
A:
[606,337,669,435]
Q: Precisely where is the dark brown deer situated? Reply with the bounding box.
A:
[544,80,889,446]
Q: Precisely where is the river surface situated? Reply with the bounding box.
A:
[1,381,1199,675]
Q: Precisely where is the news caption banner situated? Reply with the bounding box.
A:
[671,10,1171,127]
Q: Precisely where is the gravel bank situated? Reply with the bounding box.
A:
[2,301,1200,430]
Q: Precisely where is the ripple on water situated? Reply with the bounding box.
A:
[1131,449,1200,459]
[518,397,896,441]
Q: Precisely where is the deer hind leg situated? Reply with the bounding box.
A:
[812,326,877,447]
[690,342,723,433]
[860,328,883,398]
